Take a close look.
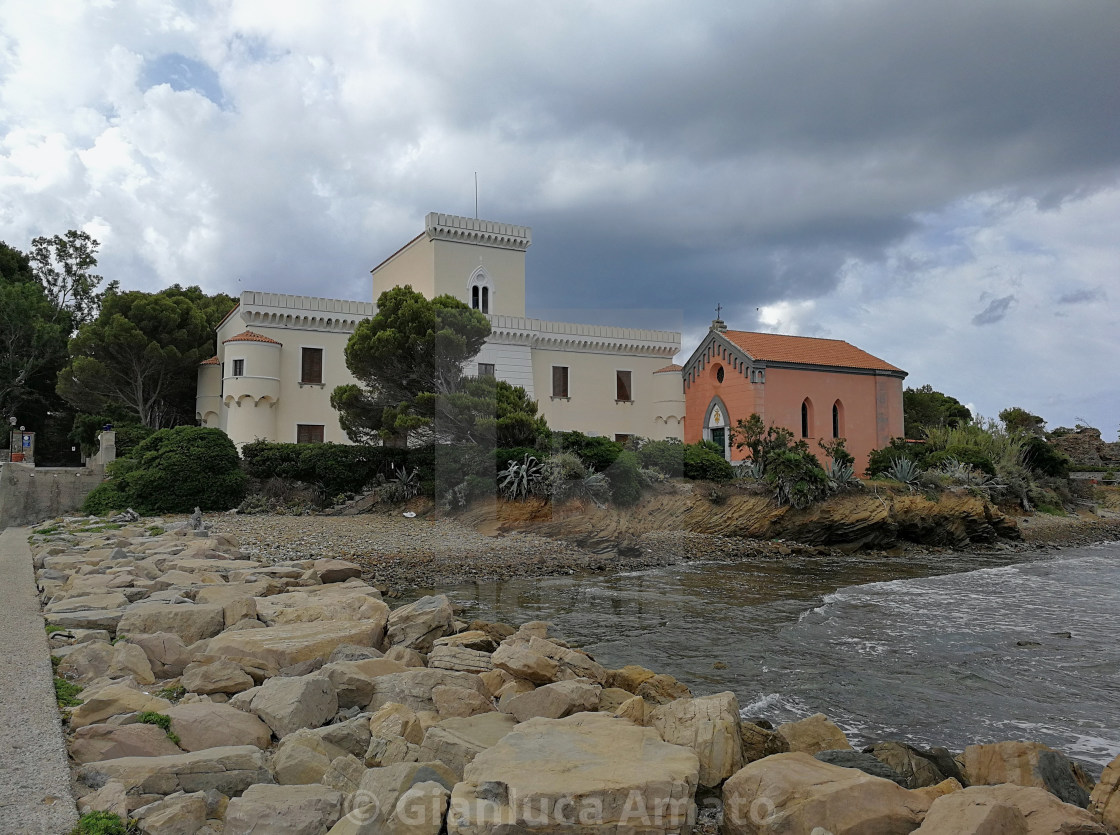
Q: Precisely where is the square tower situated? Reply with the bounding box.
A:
[370,212,530,317]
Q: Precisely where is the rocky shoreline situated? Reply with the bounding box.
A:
[31,517,1120,833]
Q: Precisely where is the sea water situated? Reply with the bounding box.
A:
[438,542,1120,776]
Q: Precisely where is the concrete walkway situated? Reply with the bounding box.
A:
[0,527,79,834]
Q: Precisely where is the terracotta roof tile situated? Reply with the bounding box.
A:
[199,355,220,366]
[654,363,683,373]
[722,330,903,373]
[222,330,282,346]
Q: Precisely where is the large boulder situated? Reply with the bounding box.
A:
[129,632,192,678]
[330,780,450,835]
[163,702,272,751]
[385,594,455,652]
[915,784,1109,834]
[70,723,183,763]
[775,713,852,755]
[254,584,388,634]
[865,741,956,789]
[427,645,492,674]
[962,741,1093,808]
[271,728,351,785]
[69,684,173,729]
[224,783,344,835]
[181,659,255,695]
[57,641,115,683]
[366,669,488,714]
[117,602,226,645]
[321,658,408,709]
[722,752,929,835]
[417,712,519,778]
[1089,753,1120,832]
[432,684,497,719]
[448,713,699,834]
[814,750,908,785]
[106,642,156,684]
[504,679,600,722]
[250,673,338,738]
[369,702,425,746]
[133,791,210,835]
[76,745,271,796]
[650,691,743,788]
[740,721,790,763]
[202,621,383,669]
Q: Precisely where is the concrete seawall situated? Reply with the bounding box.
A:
[0,463,103,528]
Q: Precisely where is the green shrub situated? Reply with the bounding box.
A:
[69,811,133,835]
[553,431,623,472]
[1022,436,1071,478]
[607,450,644,506]
[55,676,83,707]
[83,427,245,515]
[137,711,180,745]
[638,439,685,477]
[767,448,831,508]
[495,446,540,474]
[866,438,923,476]
[683,441,733,482]
[926,445,995,476]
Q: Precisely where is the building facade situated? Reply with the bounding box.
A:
[197,213,685,447]
[682,320,906,470]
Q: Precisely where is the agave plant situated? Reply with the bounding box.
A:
[734,460,765,481]
[499,454,542,501]
[827,459,858,489]
[391,465,420,499]
[886,457,922,486]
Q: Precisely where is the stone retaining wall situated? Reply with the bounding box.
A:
[0,463,103,528]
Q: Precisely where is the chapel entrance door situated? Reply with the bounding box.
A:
[710,427,726,458]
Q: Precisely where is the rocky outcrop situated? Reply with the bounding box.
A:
[649,691,743,788]
[914,784,1109,834]
[962,741,1093,808]
[775,712,851,755]
[1089,753,1120,832]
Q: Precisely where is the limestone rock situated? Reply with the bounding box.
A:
[382,646,426,668]
[366,669,487,714]
[328,644,384,663]
[78,779,130,818]
[775,712,852,755]
[130,632,192,678]
[224,783,344,835]
[740,721,789,762]
[77,746,271,796]
[57,640,115,683]
[69,684,173,729]
[163,702,271,752]
[254,585,388,637]
[365,734,421,768]
[46,609,124,632]
[417,712,519,778]
[316,715,374,759]
[71,723,183,763]
[490,639,559,684]
[650,691,744,788]
[321,658,408,709]
[313,558,364,583]
[815,749,908,785]
[722,752,929,835]
[385,594,455,653]
[596,686,635,712]
[448,714,699,834]
[250,673,338,737]
[321,753,366,796]
[271,728,348,785]
[432,684,496,719]
[613,694,648,726]
[135,791,209,835]
[636,672,692,704]
[865,740,953,789]
[962,741,1092,808]
[912,778,964,806]
[915,784,1109,834]
[330,780,450,835]
[117,602,226,645]
[433,630,499,652]
[203,621,383,669]
[181,659,255,695]
[356,761,458,824]
[369,702,425,746]
[107,642,156,684]
[427,645,492,674]
[46,591,129,613]
[504,679,600,723]
[1089,753,1120,832]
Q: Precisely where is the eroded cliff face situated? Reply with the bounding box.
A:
[463,486,1021,552]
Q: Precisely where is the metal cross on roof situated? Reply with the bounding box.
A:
[715,303,723,319]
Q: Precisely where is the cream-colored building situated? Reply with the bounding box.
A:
[197,212,685,447]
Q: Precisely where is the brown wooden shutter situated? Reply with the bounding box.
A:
[301,348,323,384]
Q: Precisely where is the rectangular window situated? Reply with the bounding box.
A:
[232,359,244,377]
[478,362,495,378]
[616,370,632,401]
[615,434,631,444]
[552,366,569,398]
[296,424,324,444]
[301,347,323,384]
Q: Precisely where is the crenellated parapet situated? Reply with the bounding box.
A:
[487,314,680,358]
[425,213,532,251]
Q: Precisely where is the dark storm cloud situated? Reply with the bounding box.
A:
[972,295,1016,326]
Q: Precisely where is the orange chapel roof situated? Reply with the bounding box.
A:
[222,330,282,346]
[722,330,903,373]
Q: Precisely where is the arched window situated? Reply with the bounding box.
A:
[832,401,843,439]
[801,399,813,438]
[467,269,494,314]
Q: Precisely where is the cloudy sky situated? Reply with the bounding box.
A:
[2,0,1118,433]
